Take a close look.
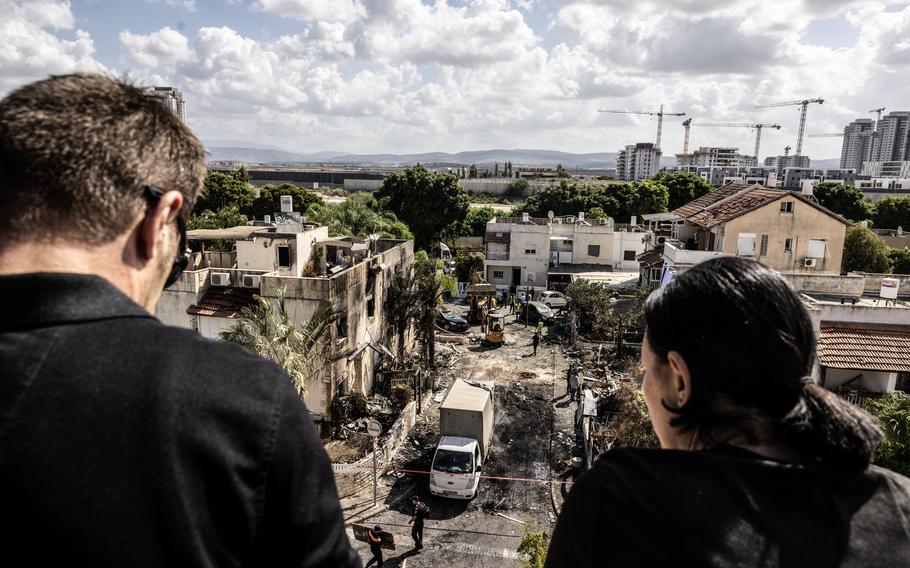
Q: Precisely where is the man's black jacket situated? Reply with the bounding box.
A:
[0,273,360,567]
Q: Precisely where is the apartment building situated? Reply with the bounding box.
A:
[157,221,415,422]
[659,183,848,276]
[676,146,756,168]
[840,118,875,171]
[483,213,650,294]
[617,142,661,181]
[870,111,910,162]
[144,86,185,122]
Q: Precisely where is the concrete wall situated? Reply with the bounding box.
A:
[235,226,328,277]
[721,197,846,274]
[343,179,383,191]
[198,315,236,339]
[852,272,910,297]
[824,368,897,392]
[156,269,209,329]
[781,273,865,296]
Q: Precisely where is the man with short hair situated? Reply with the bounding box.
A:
[0,74,360,567]
[408,495,429,550]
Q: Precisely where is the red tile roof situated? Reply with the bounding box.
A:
[817,322,910,372]
[671,183,849,228]
[187,287,259,318]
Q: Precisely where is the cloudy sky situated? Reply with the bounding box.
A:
[1,0,908,159]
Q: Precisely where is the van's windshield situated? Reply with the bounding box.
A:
[433,449,473,474]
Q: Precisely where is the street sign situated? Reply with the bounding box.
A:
[366,418,382,437]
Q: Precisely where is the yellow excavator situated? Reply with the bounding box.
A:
[484,310,507,346]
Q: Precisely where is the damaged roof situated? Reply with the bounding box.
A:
[817,322,910,372]
[187,286,259,318]
[671,183,850,228]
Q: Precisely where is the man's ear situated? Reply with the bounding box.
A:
[666,350,693,408]
[138,191,184,261]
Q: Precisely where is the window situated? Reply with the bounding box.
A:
[337,312,348,338]
[808,239,827,259]
[736,233,756,256]
[367,297,376,318]
[780,201,794,213]
[277,245,291,267]
[784,238,793,252]
[650,267,662,282]
[493,270,504,279]
[759,234,769,257]
[525,247,536,255]
[623,250,637,261]
[588,244,601,257]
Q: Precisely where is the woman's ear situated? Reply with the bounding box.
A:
[666,351,692,408]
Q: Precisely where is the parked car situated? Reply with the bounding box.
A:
[437,310,470,332]
[539,290,569,309]
[520,301,555,325]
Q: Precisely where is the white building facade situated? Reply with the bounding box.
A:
[617,143,661,181]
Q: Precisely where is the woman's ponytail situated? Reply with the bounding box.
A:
[781,382,884,470]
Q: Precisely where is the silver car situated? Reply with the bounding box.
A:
[539,290,569,308]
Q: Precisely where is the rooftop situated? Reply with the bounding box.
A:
[817,322,910,372]
[187,286,259,318]
[672,183,850,228]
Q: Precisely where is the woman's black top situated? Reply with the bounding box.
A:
[545,446,910,567]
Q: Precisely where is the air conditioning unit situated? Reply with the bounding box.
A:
[241,274,261,288]
[803,258,817,268]
[657,236,667,244]
[211,272,231,286]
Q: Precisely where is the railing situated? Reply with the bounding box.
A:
[486,252,510,261]
[834,389,883,407]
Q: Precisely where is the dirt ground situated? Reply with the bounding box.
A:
[340,300,585,567]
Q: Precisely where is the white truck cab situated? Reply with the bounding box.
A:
[429,379,494,500]
[429,436,483,499]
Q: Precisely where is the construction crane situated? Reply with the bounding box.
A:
[689,122,781,160]
[597,104,686,149]
[681,118,692,154]
[754,98,824,157]
[869,107,886,124]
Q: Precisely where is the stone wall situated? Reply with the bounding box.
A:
[781,272,865,296]
[332,393,424,497]
[850,271,910,297]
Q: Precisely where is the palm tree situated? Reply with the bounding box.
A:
[220,288,344,399]
[386,271,442,367]
[387,272,420,363]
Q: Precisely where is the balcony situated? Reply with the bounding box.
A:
[486,251,510,261]
[663,242,726,269]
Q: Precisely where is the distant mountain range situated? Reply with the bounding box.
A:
[204,141,840,170]
[205,144,618,168]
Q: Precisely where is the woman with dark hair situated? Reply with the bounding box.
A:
[546,257,910,567]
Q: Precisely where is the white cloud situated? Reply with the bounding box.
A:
[120,27,192,67]
[146,0,197,12]
[252,0,365,24]
[0,0,105,91]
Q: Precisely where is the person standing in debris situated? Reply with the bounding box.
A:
[568,369,580,402]
[536,320,545,337]
[532,332,540,355]
[365,525,384,567]
[409,496,429,550]
[0,75,359,567]
[546,257,910,567]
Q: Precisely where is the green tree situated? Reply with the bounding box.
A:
[889,249,910,274]
[232,165,250,184]
[843,224,891,273]
[555,163,570,178]
[377,165,470,251]
[454,206,497,238]
[612,181,669,223]
[221,291,343,399]
[187,205,247,230]
[505,179,529,199]
[306,193,413,240]
[565,279,615,338]
[873,196,910,230]
[247,183,323,220]
[863,392,910,476]
[514,180,668,222]
[813,182,871,222]
[454,252,485,282]
[650,172,713,211]
[468,164,478,179]
[195,171,255,213]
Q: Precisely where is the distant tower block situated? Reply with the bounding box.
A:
[144,86,186,122]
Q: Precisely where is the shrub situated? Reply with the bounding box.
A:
[390,384,414,411]
[517,529,550,568]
